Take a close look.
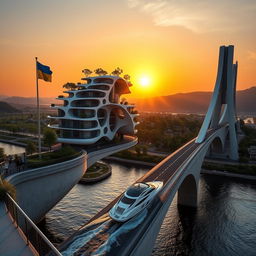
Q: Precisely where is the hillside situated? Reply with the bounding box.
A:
[1,96,55,105]
[0,101,20,113]
[1,86,255,114]
[133,87,256,114]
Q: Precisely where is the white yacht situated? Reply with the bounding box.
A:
[109,181,163,222]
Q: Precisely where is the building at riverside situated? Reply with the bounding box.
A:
[48,75,139,145]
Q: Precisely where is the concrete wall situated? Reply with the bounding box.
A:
[7,152,87,223]
[6,137,137,224]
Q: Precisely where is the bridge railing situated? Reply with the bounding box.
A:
[5,193,62,256]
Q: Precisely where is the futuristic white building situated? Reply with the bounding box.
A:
[48,75,139,145]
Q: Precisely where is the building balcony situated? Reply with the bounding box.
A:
[48,124,98,131]
[71,99,100,108]
[59,129,100,140]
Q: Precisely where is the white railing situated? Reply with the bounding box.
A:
[5,193,62,256]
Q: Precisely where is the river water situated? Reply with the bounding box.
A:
[0,141,25,155]
[1,142,255,255]
[42,161,256,256]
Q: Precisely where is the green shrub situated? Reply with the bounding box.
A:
[202,162,256,176]
[0,177,16,200]
[26,141,36,155]
[239,156,249,163]
[0,148,4,159]
[113,150,164,163]
[27,146,81,168]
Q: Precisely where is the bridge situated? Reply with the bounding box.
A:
[58,45,239,256]
[0,45,239,256]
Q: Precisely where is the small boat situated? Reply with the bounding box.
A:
[109,181,163,222]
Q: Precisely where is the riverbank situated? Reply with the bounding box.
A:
[0,138,27,148]
[201,169,256,181]
[0,138,49,152]
[105,156,256,181]
[104,156,156,167]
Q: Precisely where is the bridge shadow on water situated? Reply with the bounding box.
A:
[152,201,197,256]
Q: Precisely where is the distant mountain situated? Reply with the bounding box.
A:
[0,101,20,113]
[1,96,55,106]
[133,87,256,114]
[236,87,256,113]
[1,86,255,114]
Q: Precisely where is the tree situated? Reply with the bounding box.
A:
[43,129,57,151]
[123,74,130,81]
[135,146,141,156]
[141,145,148,155]
[121,97,127,104]
[94,68,108,76]
[82,69,93,77]
[26,141,36,155]
[11,125,19,134]
[63,82,77,90]
[111,67,123,76]
[0,148,4,159]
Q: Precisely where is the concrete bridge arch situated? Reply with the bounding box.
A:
[210,136,224,154]
[177,174,198,207]
[176,126,228,207]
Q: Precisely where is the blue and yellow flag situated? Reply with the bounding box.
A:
[37,61,52,82]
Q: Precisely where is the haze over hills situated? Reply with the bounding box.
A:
[0,101,20,113]
[132,87,256,114]
[0,96,55,105]
[0,87,255,114]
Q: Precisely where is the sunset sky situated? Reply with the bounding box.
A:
[0,0,255,99]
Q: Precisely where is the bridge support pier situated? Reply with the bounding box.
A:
[177,174,198,207]
[195,45,239,161]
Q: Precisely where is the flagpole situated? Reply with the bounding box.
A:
[35,57,42,159]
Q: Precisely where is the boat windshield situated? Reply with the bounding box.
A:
[126,183,150,197]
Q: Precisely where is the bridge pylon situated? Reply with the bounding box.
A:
[196,45,239,160]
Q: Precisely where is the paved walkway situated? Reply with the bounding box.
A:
[0,202,34,256]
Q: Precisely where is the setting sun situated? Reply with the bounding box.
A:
[129,70,158,98]
[138,75,151,88]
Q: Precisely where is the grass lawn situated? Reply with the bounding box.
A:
[83,162,110,179]
[27,146,82,168]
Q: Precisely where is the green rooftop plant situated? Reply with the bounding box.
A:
[94,68,108,76]
[63,82,77,90]
[111,67,123,76]
[82,68,93,77]
[123,74,130,81]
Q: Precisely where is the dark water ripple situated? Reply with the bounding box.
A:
[42,162,256,256]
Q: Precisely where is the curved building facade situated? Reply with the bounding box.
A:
[48,75,139,145]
